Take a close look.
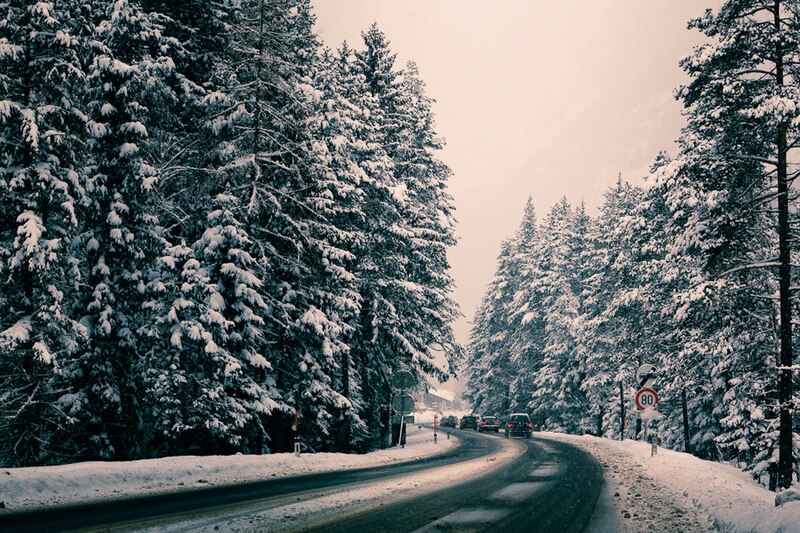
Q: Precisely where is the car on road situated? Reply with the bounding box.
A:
[478,416,500,432]
[504,412,533,438]
[439,415,455,428]
[459,414,479,430]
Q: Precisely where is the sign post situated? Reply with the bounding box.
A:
[634,364,658,449]
[391,371,416,447]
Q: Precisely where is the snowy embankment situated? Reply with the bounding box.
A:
[0,425,456,512]
[540,432,800,533]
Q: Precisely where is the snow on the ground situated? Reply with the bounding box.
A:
[0,426,456,511]
[539,432,800,533]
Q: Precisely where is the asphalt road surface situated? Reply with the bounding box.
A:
[0,429,603,533]
[309,431,604,533]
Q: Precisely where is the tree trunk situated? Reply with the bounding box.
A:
[682,387,691,455]
[774,0,794,491]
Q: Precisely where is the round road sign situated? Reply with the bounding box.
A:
[635,388,659,410]
[392,370,415,390]
[392,393,415,415]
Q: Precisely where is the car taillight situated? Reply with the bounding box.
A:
[507,423,512,428]
[526,423,532,428]
[482,421,486,425]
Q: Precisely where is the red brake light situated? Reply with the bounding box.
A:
[482,421,487,425]
[526,423,532,428]
[507,423,512,428]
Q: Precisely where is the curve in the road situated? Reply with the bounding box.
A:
[0,429,496,533]
[306,432,603,533]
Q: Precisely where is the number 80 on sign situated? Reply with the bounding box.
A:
[635,388,659,410]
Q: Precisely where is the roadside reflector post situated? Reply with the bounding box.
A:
[619,381,625,440]
[434,414,438,444]
[294,406,300,457]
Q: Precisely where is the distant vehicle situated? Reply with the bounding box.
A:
[439,415,453,428]
[440,415,458,428]
[478,416,500,433]
[504,412,533,438]
[459,414,479,430]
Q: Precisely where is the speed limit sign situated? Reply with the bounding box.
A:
[635,388,659,410]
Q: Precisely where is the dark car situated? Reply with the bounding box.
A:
[459,414,479,430]
[478,415,500,432]
[504,412,533,438]
[440,415,455,428]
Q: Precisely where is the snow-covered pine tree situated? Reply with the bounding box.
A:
[139,0,236,242]
[205,0,363,452]
[63,0,181,460]
[392,61,462,379]
[306,42,399,451]
[465,238,519,417]
[0,0,89,466]
[136,188,281,456]
[354,24,461,447]
[578,178,646,438]
[671,0,800,486]
[466,198,544,420]
[504,198,546,417]
[530,198,587,433]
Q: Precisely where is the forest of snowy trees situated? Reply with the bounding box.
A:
[0,0,460,466]
[466,1,800,489]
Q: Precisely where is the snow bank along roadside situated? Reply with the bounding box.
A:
[0,426,456,511]
[540,432,800,533]
[137,433,526,532]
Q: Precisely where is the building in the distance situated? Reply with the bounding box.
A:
[420,388,456,412]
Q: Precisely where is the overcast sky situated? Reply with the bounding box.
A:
[311,0,716,365]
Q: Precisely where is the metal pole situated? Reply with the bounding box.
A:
[396,381,405,447]
[400,414,405,448]
[434,414,438,444]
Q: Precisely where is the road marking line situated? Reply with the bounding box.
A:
[412,508,510,532]
[490,482,547,503]
[529,462,560,479]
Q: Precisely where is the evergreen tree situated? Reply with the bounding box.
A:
[671,0,800,485]
[65,0,181,459]
[353,24,461,447]
[0,0,89,466]
[530,199,587,432]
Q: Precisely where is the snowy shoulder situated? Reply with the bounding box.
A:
[0,426,456,511]
[537,432,800,533]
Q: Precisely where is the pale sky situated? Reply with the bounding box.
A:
[311,1,715,368]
